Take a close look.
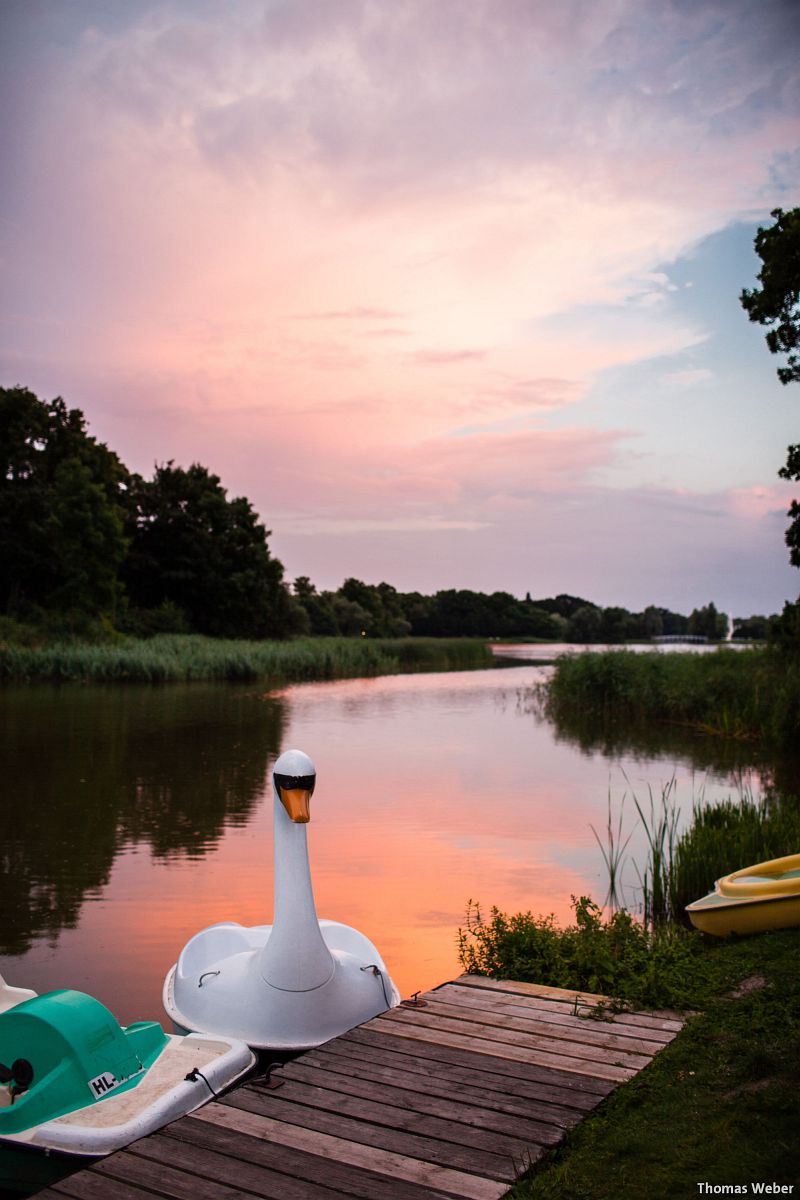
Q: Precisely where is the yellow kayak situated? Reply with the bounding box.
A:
[685,853,800,936]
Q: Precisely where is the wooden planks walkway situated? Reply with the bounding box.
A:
[36,975,684,1200]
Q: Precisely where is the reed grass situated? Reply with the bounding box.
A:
[630,776,681,927]
[589,786,633,910]
[668,792,800,919]
[0,634,493,685]
[545,647,800,750]
[596,778,800,924]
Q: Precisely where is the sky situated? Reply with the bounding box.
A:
[1,0,799,618]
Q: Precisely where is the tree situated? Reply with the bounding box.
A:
[740,207,800,574]
[0,387,128,618]
[123,462,299,638]
[688,602,728,641]
[741,208,800,385]
[778,444,800,568]
[732,614,770,641]
[566,604,602,642]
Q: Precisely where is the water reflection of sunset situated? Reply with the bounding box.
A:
[2,668,762,1026]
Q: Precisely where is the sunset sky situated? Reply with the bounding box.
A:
[2,0,799,617]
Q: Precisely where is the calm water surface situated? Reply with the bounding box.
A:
[0,657,766,1026]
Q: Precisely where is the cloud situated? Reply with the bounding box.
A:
[295,307,404,322]
[1,0,798,615]
[411,349,487,366]
[662,368,715,386]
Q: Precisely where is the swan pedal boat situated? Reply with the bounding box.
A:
[0,980,254,1169]
[685,853,800,936]
[164,749,400,1050]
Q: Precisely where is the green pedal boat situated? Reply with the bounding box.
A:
[0,980,255,1191]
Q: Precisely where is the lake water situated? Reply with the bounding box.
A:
[0,653,768,1027]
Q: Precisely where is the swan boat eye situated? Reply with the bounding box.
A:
[274,773,316,794]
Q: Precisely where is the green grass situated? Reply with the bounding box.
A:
[0,633,493,684]
[508,929,800,1199]
[545,647,800,751]
[458,897,800,1195]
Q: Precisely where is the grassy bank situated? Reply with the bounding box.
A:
[459,902,800,1195]
[545,647,800,749]
[509,929,799,1198]
[0,633,493,684]
[460,783,800,1196]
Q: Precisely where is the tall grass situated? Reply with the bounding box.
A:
[545,647,800,750]
[668,793,800,920]
[631,777,681,928]
[590,786,633,910]
[598,780,800,925]
[0,634,493,685]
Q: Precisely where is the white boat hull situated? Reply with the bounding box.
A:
[0,1032,254,1157]
[164,918,400,1050]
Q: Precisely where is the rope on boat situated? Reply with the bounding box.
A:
[361,963,391,1007]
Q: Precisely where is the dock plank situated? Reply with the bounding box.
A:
[407,996,660,1058]
[299,1043,587,1128]
[36,977,683,1200]
[86,1149,267,1200]
[246,1072,549,1157]
[278,1057,565,1145]
[221,1086,526,1181]
[41,1178,153,1200]
[339,1025,614,1103]
[370,1008,636,1081]
[163,1114,468,1200]
[379,1004,650,1068]
[126,1130,353,1200]
[427,984,674,1049]
[453,976,683,1032]
[191,1104,509,1200]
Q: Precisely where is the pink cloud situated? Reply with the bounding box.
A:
[410,349,487,365]
[1,0,798,617]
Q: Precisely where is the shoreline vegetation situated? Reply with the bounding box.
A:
[459,787,800,1196]
[545,646,800,752]
[0,632,494,685]
[507,926,800,1198]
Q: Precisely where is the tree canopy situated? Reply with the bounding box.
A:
[123,462,301,639]
[740,208,800,386]
[740,207,800,578]
[0,386,129,618]
[1,387,301,637]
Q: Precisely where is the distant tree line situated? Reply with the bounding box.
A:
[0,386,778,643]
[291,583,752,642]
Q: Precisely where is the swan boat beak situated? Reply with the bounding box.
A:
[275,771,316,823]
[279,787,312,823]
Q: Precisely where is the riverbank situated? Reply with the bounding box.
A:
[459,898,800,1196]
[0,633,494,684]
[508,927,799,1198]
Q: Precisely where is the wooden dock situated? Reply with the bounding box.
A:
[37,975,684,1200]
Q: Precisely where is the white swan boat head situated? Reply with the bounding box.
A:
[163,749,400,1050]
